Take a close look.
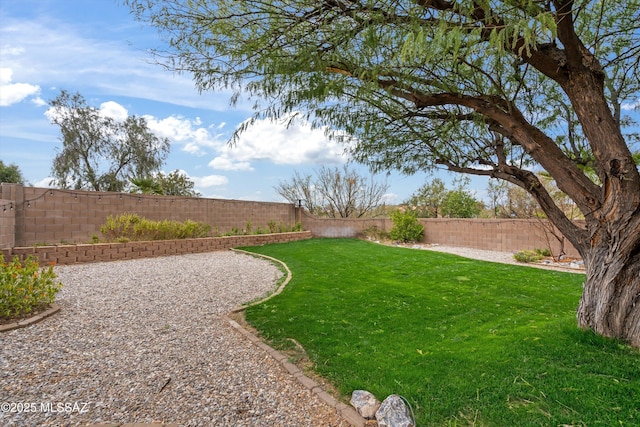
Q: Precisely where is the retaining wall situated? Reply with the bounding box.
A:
[1,231,312,265]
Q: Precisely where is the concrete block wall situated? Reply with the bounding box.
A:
[0,199,15,249]
[421,218,582,258]
[301,213,582,258]
[1,184,299,247]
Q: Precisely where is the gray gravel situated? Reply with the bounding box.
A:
[0,251,349,427]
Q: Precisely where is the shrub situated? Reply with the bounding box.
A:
[100,213,211,242]
[535,248,552,257]
[1,255,63,320]
[389,210,425,242]
[513,250,544,263]
[360,225,390,241]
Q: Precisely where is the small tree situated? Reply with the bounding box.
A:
[48,90,170,192]
[276,165,389,218]
[404,178,447,218]
[0,161,26,184]
[441,189,481,218]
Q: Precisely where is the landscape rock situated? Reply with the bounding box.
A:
[350,390,381,419]
[376,394,414,427]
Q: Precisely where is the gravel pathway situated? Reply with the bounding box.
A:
[0,251,349,427]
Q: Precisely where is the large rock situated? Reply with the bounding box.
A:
[350,390,381,419]
[376,394,414,427]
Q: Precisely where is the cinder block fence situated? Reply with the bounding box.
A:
[1,183,583,264]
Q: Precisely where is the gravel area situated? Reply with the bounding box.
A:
[0,251,349,427]
[397,243,585,273]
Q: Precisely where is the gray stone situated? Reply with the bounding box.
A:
[350,390,381,419]
[376,394,414,427]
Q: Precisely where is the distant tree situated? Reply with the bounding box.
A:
[157,170,201,197]
[130,170,200,197]
[0,161,26,184]
[487,176,582,219]
[404,178,447,218]
[129,177,163,195]
[441,190,481,218]
[48,90,170,192]
[276,165,389,218]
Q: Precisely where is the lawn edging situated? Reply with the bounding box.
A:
[0,303,61,333]
[228,248,293,313]
[225,248,367,427]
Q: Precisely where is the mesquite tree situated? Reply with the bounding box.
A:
[128,1,640,346]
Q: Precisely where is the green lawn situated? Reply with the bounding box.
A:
[242,238,639,426]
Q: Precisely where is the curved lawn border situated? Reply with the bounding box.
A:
[228,248,293,313]
[225,248,366,426]
[0,303,61,333]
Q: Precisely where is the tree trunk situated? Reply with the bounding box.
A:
[577,220,640,347]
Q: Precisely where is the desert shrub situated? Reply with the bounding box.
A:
[100,213,211,242]
[1,255,62,319]
[513,250,543,263]
[535,248,552,257]
[360,225,390,241]
[389,210,425,242]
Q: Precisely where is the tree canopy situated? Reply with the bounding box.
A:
[48,90,170,192]
[130,170,201,197]
[0,161,26,185]
[128,0,640,345]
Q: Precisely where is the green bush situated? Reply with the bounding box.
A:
[513,250,544,263]
[1,255,62,320]
[100,213,211,242]
[389,210,424,242]
[535,247,552,257]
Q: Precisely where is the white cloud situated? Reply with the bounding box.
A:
[0,67,40,106]
[191,174,229,188]
[621,100,640,111]
[209,113,348,171]
[143,115,225,155]
[208,157,254,171]
[0,16,247,112]
[99,101,128,121]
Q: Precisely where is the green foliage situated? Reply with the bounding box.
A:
[243,239,638,426]
[0,161,26,184]
[404,178,447,218]
[48,90,170,192]
[536,247,552,257]
[513,249,544,263]
[1,255,62,319]
[126,1,640,251]
[99,213,211,241]
[130,170,201,197]
[389,210,424,242]
[441,189,481,218]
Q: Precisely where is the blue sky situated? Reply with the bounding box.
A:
[0,0,481,204]
[2,1,636,205]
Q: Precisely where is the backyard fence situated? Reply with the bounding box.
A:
[1,183,583,261]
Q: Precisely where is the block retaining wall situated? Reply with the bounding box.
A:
[1,231,311,265]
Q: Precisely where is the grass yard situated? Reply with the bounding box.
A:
[242,238,639,426]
